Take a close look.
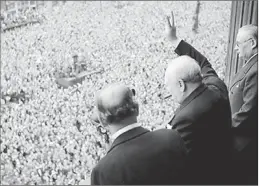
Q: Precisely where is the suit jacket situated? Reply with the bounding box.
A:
[91,127,187,185]
[229,54,258,152]
[168,40,232,184]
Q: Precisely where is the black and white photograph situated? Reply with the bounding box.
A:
[0,1,258,185]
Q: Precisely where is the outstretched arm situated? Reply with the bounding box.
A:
[166,12,228,95]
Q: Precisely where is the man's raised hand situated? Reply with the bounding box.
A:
[166,11,177,41]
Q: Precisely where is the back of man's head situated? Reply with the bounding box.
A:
[95,83,139,126]
[165,55,202,103]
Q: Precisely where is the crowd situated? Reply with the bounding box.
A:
[1,8,44,32]
[0,1,231,185]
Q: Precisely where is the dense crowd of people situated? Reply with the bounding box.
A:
[1,8,44,32]
[1,1,231,185]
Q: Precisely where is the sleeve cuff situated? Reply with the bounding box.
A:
[171,38,182,50]
[166,124,173,129]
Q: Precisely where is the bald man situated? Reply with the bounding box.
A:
[164,13,232,184]
[90,83,188,185]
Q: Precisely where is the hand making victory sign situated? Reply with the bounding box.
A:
[166,11,178,42]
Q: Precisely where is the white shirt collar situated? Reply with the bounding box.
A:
[111,123,141,141]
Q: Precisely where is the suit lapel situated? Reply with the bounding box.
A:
[107,127,149,154]
[230,55,258,89]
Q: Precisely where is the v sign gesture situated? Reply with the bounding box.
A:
[166,11,178,41]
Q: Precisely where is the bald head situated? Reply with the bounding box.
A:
[165,55,202,103]
[165,55,202,85]
[238,24,258,42]
[96,83,138,125]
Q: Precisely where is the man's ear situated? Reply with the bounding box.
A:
[251,38,257,49]
[131,89,136,96]
[178,79,185,92]
[97,112,109,127]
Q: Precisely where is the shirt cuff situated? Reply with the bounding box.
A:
[171,38,182,49]
[166,124,173,129]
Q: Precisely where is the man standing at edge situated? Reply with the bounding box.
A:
[230,24,258,184]
[164,12,232,184]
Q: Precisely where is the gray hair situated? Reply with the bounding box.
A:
[239,24,258,42]
[165,55,202,84]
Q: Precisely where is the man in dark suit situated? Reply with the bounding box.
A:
[230,24,258,184]
[164,12,232,184]
[91,83,187,185]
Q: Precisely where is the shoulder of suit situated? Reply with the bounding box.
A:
[92,153,119,178]
[152,128,182,140]
[92,151,113,170]
[244,59,258,74]
[245,62,258,79]
[250,62,258,73]
[153,129,187,151]
[186,87,221,110]
[207,84,227,100]
[246,69,258,86]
